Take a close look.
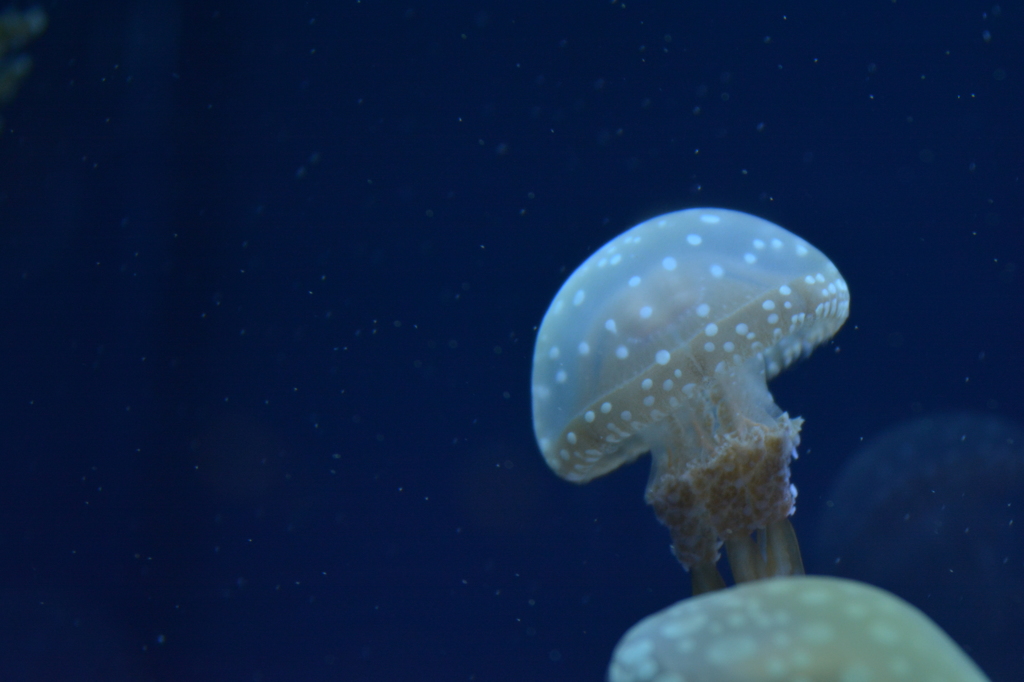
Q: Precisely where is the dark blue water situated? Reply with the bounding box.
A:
[0,1,1020,680]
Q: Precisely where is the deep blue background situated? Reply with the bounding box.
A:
[0,1,1021,680]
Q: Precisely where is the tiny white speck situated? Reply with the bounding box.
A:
[548,346,560,359]
[616,345,629,359]
[699,214,720,223]
[573,290,586,305]
[687,234,702,246]
[610,254,622,265]
[601,402,612,414]
[640,306,653,319]
[556,370,567,383]
[753,239,766,250]
[585,411,595,423]
[705,323,718,337]
[696,303,711,317]
[642,378,653,390]
[629,276,641,287]
[744,253,757,264]
[763,300,776,311]
[704,342,715,352]
[578,341,590,355]
[710,264,724,278]
[735,323,749,335]
[567,432,577,445]
[662,256,677,271]
[655,350,671,365]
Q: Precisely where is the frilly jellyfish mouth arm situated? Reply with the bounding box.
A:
[531,208,848,594]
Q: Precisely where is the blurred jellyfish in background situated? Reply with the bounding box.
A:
[0,5,46,112]
[812,412,1024,681]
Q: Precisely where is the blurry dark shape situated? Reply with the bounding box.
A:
[195,413,282,502]
[0,5,46,109]
[813,412,1024,681]
[0,589,142,679]
[457,441,556,534]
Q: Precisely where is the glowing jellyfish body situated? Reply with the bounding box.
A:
[531,208,849,592]
[608,576,991,682]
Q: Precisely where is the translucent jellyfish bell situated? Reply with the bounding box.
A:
[608,576,991,682]
[531,208,849,593]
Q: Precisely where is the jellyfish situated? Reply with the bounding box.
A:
[607,575,992,682]
[531,208,849,593]
[812,412,1024,680]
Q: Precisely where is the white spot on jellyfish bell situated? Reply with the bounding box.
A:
[696,303,711,317]
[616,345,629,359]
[655,350,671,365]
[573,290,586,305]
[662,256,677,271]
[640,306,653,319]
[710,264,724,278]
[687,234,702,246]
[605,319,618,333]
[629,276,641,287]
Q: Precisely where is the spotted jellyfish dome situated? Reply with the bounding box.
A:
[608,576,990,682]
[531,208,849,483]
